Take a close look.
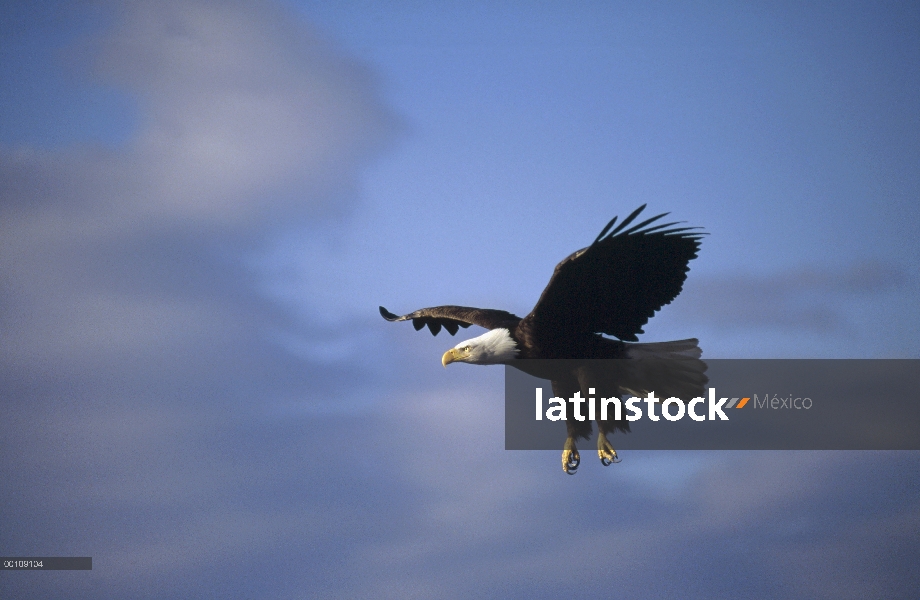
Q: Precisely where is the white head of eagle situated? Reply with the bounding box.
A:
[442,328,519,367]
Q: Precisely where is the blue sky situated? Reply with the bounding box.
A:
[1,1,918,598]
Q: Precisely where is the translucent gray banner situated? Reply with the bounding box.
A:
[505,360,920,450]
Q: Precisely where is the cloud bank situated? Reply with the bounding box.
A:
[0,0,394,371]
[1,3,398,596]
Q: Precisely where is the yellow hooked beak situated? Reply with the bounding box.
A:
[442,348,459,367]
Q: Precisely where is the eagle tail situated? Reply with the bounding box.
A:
[625,338,702,360]
[617,339,708,400]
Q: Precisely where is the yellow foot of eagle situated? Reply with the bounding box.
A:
[562,437,580,474]
[598,434,621,466]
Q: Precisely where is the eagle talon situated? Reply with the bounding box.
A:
[563,454,579,474]
[598,435,620,466]
[562,438,580,474]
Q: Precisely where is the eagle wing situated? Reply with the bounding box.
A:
[523,205,704,343]
[379,305,521,336]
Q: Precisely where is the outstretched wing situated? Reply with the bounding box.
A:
[379,305,521,336]
[524,205,704,343]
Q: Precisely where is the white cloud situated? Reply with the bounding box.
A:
[0,0,395,363]
[88,0,392,226]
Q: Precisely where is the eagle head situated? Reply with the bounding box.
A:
[442,328,519,367]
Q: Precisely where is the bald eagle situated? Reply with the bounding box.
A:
[381,205,707,473]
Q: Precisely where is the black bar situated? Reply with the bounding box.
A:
[1,557,92,570]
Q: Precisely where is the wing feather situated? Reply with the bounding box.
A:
[379,305,520,336]
[605,204,651,237]
[523,205,704,344]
